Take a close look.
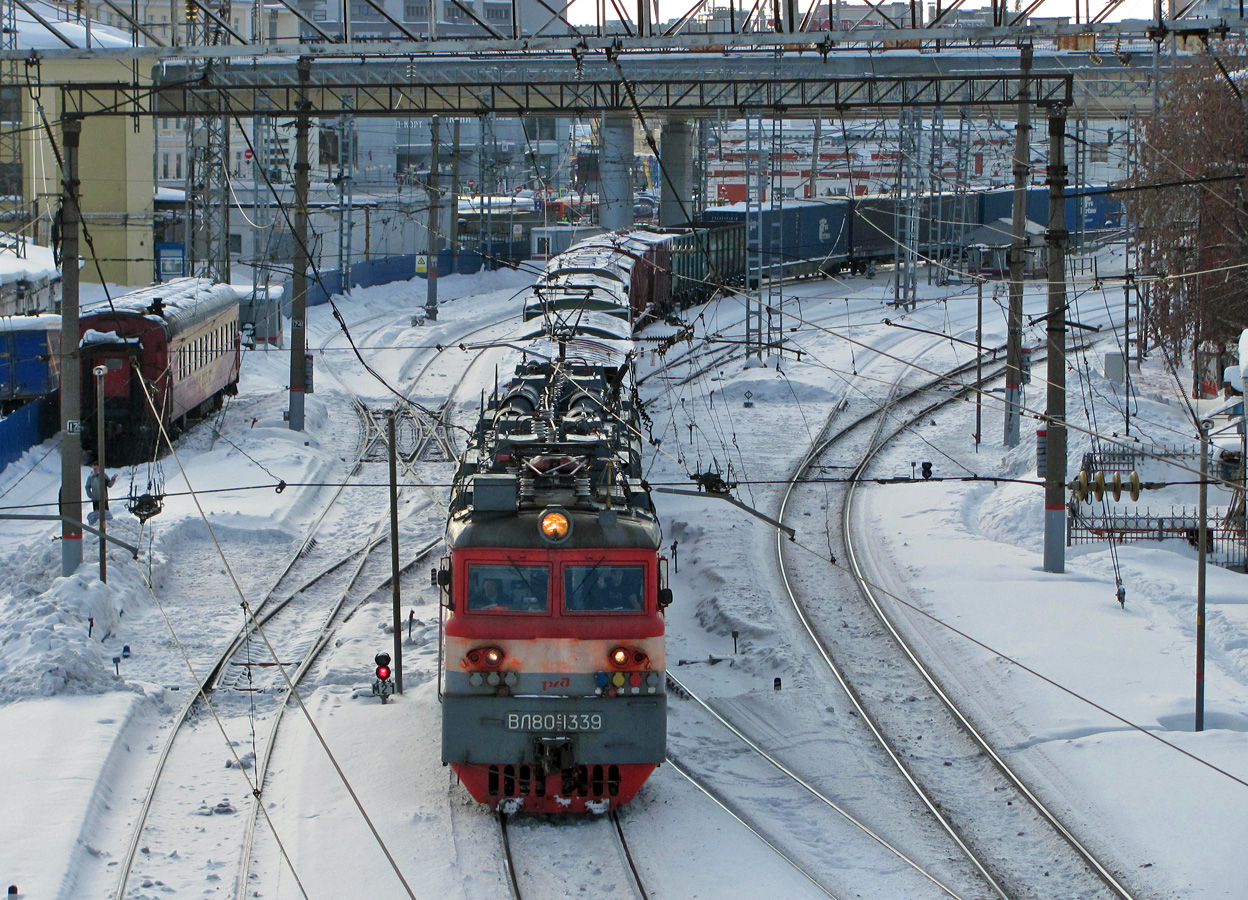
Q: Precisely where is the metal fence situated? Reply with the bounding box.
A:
[1081,443,1198,476]
[1081,448,1141,474]
[1068,505,1247,571]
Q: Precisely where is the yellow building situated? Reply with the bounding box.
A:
[16,56,156,288]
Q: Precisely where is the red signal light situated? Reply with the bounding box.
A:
[376,665,391,680]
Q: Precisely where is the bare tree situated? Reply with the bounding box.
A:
[1127,40,1248,390]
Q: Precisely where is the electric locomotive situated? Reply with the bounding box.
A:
[439,311,670,814]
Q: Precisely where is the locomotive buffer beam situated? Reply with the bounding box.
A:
[653,487,796,540]
[534,736,575,775]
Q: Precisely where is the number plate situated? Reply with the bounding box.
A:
[506,712,602,732]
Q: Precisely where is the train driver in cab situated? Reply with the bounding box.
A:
[478,578,510,611]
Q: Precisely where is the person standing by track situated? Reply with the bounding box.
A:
[85,462,116,527]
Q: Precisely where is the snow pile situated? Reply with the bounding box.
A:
[0,522,153,700]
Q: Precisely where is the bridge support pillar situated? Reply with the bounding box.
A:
[659,119,694,227]
[600,115,634,231]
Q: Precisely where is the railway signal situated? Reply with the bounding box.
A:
[373,652,395,704]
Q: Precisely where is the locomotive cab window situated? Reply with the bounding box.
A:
[564,564,645,613]
[466,564,550,613]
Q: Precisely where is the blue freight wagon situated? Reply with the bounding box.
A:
[701,200,850,279]
[978,185,1121,238]
[0,314,60,413]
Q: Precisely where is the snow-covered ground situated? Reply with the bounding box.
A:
[0,258,1243,899]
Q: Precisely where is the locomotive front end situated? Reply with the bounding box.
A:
[441,357,668,814]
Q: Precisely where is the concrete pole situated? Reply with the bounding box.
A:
[60,117,83,577]
[599,115,634,231]
[1004,45,1032,448]
[95,365,107,584]
[1125,277,1133,437]
[389,412,403,694]
[1196,419,1209,730]
[1042,107,1068,575]
[449,119,461,269]
[809,116,821,199]
[288,57,310,432]
[658,119,693,227]
[426,116,440,320]
[976,278,983,450]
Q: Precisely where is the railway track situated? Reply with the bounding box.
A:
[110,308,511,900]
[653,284,1126,899]
[660,333,1011,900]
[774,326,1140,899]
[498,810,651,900]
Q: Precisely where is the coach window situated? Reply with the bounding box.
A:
[466,564,549,613]
[564,564,645,612]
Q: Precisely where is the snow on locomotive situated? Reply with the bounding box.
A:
[439,234,672,815]
[80,279,240,466]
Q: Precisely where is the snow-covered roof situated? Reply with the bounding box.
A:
[15,3,134,49]
[963,217,1046,248]
[0,240,60,286]
[227,283,286,301]
[0,312,60,332]
[706,198,843,214]
[82,278,238,337]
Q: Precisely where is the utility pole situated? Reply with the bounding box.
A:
[60,117,83,577]
[389,412,403,694]
[336,98,354,294]
[288,57,310,432]
[1196,419,1210,731]
[95,365,107,583]
[449,119,461,270]
[1042,106,1068,574]
[1124,275,1133,437]
[975,278,983,450]
[425,116,440,321]
[1005,44,1032,448]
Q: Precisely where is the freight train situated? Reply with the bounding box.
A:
[701,184,1122,279]
[80,279,241,466]
[439,231,674,814]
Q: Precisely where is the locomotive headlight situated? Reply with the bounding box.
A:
[610,647,630,668]
[539,508,571,542]
[483,647,505,667]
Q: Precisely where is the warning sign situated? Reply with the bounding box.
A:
[415,255,427,275]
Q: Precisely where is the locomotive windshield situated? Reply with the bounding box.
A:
[466,564,550,613]
[564,565,645,612]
